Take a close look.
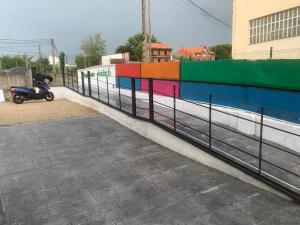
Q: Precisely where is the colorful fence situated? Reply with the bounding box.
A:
[82,60,300,122]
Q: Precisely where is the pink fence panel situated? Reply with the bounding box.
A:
[141,80,180,98]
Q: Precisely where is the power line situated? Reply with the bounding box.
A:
[185,0,231,28]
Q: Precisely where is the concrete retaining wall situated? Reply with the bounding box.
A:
[52,86,291,201]
[0,70,32,99]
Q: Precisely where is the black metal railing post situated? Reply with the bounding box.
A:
[149,78,154,121]
[62,69,65,86]
[67,72,70,87]
[131,78,137,117]
[81,72,85,96]
[258,107,264,174]
[118,77,122,109]
[106,76,110,104]
[97,74,100,100]
[72,73,74,89]
[87,71,92,97]
[209,94,212,150]
[173,85,176,132]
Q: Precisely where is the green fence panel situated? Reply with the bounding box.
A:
[181,60,300,91]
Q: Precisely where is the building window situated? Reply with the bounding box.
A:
[249,6,300,44]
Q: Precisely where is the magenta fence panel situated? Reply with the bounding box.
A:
[141,80,180,98]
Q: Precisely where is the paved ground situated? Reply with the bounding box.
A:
[0,99,99,126]
[0,115,299,225]
[80,84,300,195]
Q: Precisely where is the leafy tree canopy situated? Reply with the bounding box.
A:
[80,33,106,66]
[59,52,65,73]
[210,44,232,60]
[75,54,85,69]
[115,33,158,62]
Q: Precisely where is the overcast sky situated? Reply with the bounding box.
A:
[0,0,232,59]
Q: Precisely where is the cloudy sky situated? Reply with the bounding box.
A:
[0,0,232,58]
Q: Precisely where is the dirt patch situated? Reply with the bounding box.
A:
[0,99,99,126]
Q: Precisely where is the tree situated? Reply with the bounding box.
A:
[32,57,51,73]
[59,52,65,74]
[75,54,86,69]
[210,44,232,60]
[115,33,158,62]
[80,33,106,66]
[0,55,27,69]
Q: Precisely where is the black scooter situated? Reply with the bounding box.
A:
[10,82,54,104]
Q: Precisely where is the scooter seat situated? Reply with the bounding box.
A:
[14,87,36,94]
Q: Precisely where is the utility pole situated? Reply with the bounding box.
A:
[148,0,152,62]
[51,39,56,74]
[25,56,28,68]
[142,0,148,62]
[0,59,2,72]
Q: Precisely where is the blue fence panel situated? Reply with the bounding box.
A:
[117,77,141,90]
[180,82,300,123]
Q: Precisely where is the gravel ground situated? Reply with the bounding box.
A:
[0,99,99,126]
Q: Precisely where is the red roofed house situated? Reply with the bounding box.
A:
[177,44,215,61]
[149,43,172,63]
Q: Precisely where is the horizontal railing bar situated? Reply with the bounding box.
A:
[261,159,300,178]
[176,121,209,137]
[212,107,260,125]
[175,108,209,124]
[154,111,174,121]
[211,136,259,159]
[211,122,260,142]
[136,106,149,111]
[262,141,300,158]
[263,123,300,138]
[153,101,173,110]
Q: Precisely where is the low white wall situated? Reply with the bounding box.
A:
[0,89,5,102]
[52,87,292,201]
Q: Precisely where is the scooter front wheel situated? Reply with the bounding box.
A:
[45,92,54,101]
[13,94,25,104]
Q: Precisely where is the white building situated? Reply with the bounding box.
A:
[100,53,129,65]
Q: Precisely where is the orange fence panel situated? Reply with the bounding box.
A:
[141,62,180,80]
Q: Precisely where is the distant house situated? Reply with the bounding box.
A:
[177,44,215,61]
[149,43,172,63]
[100,53,130,65]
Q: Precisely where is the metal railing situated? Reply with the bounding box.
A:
[62,72,300,202]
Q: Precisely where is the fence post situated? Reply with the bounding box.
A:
[67,72,70,87]
[81,72,85,96]
[209,94,212,150]
[131,78,137,117]
[173,85,176,132]
[97,74,100,100]
[62,69,65,86]
[149,78,154,121]
[258,107,264,174]
[106,76,110,104]
[270,47,273,59]
[87,71,91,97]
[118,77,122,109]
[71,73,74,89]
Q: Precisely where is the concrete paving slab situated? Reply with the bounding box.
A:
[0,115,299,225]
